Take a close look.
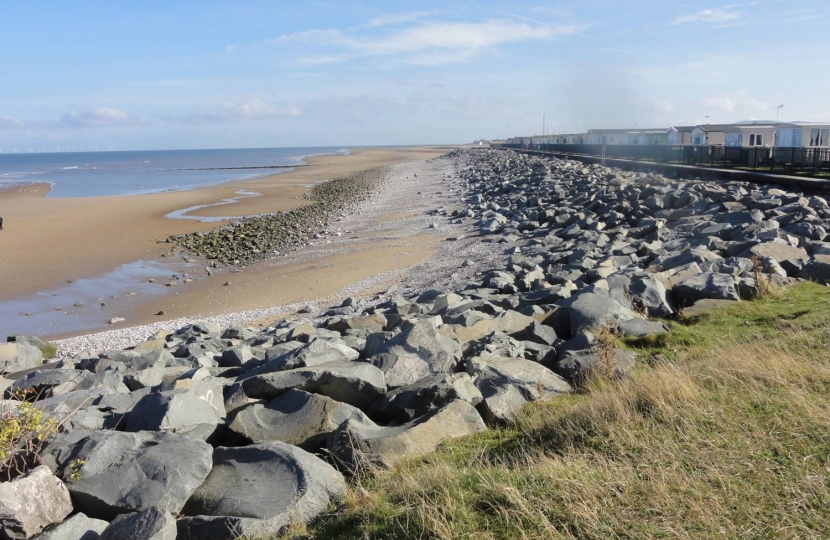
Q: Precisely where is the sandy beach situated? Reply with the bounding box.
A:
[0,146,463,339]
[0,146,450,302]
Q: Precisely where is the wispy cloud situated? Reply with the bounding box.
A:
[672,7,742,25]
[0,107,145,130]
[702,90,768,112]
[531,7,571,17]
[59,107,144,127]
[655,101,676,112]
[363,11,438,28]
[272,19,585,65]
[182,97,302,124]
[0,116,29,129]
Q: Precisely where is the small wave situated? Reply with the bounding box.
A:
[61,166,79,170]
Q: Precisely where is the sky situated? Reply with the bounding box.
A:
[1,0,828,151]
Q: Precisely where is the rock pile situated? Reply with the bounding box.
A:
[3,148,830,539]
[174,167,389,265]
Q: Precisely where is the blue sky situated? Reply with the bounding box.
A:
[1,0,828,151]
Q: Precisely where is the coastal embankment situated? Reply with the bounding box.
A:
[3,149,830,538]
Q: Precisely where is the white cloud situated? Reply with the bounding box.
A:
[655,101,676,112]
[272,19,584,65]
[225,44,239,53]
[296,55,350,65]
[0,116,28,129]
[531,7,571,17]
[672,8,742,25]
[184,97,302,124]
[59,107,143,127]
[702,91,768,112]
[363,11,437,28]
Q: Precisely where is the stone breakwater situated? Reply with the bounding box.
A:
[174,166,390,266]
[4,149,830,539]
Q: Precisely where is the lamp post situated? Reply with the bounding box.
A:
[773,104,783,148]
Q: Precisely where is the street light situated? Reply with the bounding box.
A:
[704,115,710,144]
[773,104,784,124]
[772,105,783,148]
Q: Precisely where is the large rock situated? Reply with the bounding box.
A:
[240,361,386,410]
[556,348,637,382]
[126,389,224,441]
[369,373,483,423]
[228,389,375,450]
[98,507,176,540]
[375,319,462,379]
[178,442,345,540]
[618,319,669,337]
[329,400,487,469]
[799,254,830,284]
[555,292,636,337]
[0,343,43,374]
[672,273,740,305]
[263,339,358,371]
[628,276,675,318]
[742,242,808,276]
[42,430,213,520]
[466,355,571,424]
[437,311,535,344]
[0,466,72,540]
[31,513,108,540]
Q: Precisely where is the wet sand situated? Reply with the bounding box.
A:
[0,146,450,303]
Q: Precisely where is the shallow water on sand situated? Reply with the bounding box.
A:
[0,259,198,339]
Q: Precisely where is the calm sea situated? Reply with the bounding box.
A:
[0,146,350,198]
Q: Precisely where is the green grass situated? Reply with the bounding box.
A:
[274,282,830,540]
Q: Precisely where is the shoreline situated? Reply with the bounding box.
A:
[0,146,457,339]
[52,152,505,356]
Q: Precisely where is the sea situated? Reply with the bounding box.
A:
[0,146,350,198]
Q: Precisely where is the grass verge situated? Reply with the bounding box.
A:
[275,282,830,540]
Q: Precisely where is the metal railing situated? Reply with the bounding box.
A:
[492,143,830,176]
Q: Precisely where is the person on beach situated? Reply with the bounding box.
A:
[0,216,3,230]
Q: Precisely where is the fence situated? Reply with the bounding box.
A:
[492,143,830,176]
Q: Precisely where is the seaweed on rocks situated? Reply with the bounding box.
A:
[172,167,390,265]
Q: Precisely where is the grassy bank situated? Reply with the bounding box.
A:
[275,282,830,539]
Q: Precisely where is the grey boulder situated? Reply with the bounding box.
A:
[0,466,72,540]
[799,254,830,284]
[126,390,223,441]
[329,400,487,470]
[555,292,636,337]
[628,276,675,318]
[240,361,386,410]
[178,442,345,540]
[374,319,462,385]
[42,430,213,520]
[32,513,108,540]
[617,319,669,337]
[228,389,375,450]
[465,355,571,424]
[556,348,637,382]
[0,343,43,374]
[369,373,483,423]
[672,272,740,305]
[98,507,176,540]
